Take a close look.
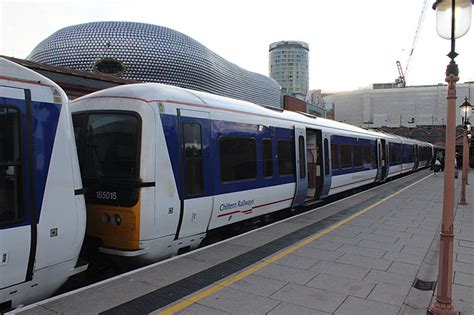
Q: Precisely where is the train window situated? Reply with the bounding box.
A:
[220,137,257,182]
[353,145,363,167]
[0,108,23,225]
[324,139,330,175]
[184,124,203,195]
[363,145,371,165]
[299,136,306,179]
[372,144,377,166]
[331,143,339,170]
[72,114,85,163]
[262,139,273,178]
[277,140,295,176]
[389,143,402,164]
[83,113,139,179]
[407,145,414,162]
[340,144,352,168]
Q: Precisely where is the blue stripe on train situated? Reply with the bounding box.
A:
[160,114,295,199]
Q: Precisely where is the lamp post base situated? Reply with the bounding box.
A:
[428,302,459,315]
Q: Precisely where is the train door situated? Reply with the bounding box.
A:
[292,126,307,207]
[306,131,317,198]
[413,145,419,170]
[320,135,332,198]
[177,109,213,239]
[376,139,388,180]
[306,129,324,200]
[0,87,34,289]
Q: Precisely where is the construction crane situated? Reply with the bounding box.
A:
[396,60,406,87]
[395,0,429,87]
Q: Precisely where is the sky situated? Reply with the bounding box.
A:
[0,0,473,93]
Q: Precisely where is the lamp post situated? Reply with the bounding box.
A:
[460,98,472,205]
[429,1,472,314]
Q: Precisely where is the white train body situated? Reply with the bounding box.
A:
[71,83,433,262]
[0,58,86,309]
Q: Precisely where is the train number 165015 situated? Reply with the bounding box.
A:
[96,191,118,200]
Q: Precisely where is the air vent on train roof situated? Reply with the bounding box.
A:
[262,104,285,112]
[295,111,318,119]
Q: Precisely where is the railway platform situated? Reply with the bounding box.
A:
[11,169,474,315]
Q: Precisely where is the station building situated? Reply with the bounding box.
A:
[326,82,474,145]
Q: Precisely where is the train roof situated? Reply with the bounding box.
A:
[1,57,59,89]
[75,83,380,135]
[75,82,432,146]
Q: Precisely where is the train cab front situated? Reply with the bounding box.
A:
[72,110,152,257]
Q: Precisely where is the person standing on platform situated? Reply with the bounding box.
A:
[434,157,441,176]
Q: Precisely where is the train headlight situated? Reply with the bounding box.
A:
[113,214,122,226]
[102,213,111,224]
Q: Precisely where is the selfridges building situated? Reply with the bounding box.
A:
[27,21,281,107]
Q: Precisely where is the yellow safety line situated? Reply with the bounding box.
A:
[158,173,432,315]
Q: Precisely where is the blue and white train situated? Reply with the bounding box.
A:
[71,83,434,263]
[0,58,86,309]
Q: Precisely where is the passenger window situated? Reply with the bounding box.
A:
[278,140,295,176]
[331,143,339,170]
[340,144,352,168]
[389,143,401,164]
[262,139,273,178]
[353,145,363,167]
[299,136,306,179]
[0,108,23,226]
[184,124,203,195]
[363,145,372,166]
[220,137,257,182]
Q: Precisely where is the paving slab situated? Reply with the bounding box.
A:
[306,273,376,298]
[229,274,286,297]
[198,287,280,314]
[293,246,343,261]
[176,303,229,315]
[254,263,318,285]
[367,282,411,306]
[336,253,392,270]
[334,296,399,315]
[310,260,372,280]
[453,271,474,286]
[267,302,330,315]
[270,283,346,313]
[271,253,319,270]
[335,244,387,258]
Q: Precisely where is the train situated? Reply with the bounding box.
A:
[70,82,434,263]
[0,58,87,310]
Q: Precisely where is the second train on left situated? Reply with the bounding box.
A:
[71,82,434,263]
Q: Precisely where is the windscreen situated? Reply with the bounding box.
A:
[83,113,139,179]
[73,112,141,206]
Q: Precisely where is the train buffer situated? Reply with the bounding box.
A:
[11,169,474,315]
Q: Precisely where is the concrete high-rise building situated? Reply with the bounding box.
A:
[269,41,309,99]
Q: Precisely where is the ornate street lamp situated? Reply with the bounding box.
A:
[460,98,472,204]
[429,1,473,314]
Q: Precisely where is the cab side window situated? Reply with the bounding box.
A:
[0,108,23,226]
